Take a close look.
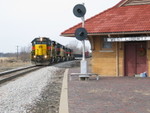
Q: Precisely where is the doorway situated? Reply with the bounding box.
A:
[124,42,147,76]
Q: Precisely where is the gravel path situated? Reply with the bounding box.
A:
[0,60,80,113]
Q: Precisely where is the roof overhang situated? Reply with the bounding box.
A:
[61,30,150,37]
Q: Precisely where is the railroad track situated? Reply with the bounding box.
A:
[0,66,42,84]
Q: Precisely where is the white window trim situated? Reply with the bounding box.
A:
[99,50,114,52]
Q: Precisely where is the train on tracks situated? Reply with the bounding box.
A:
[31,37,74,65]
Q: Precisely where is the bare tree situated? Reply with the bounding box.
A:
[66,40,91,54]
[66,40,82,54]
[19,44,31,62]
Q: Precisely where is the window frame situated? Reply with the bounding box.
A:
[100,38,113,52]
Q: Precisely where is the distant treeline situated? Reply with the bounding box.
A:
[0,53,17,57]
[0,52,30,62]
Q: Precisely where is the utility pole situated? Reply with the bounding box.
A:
[16,46,19,60]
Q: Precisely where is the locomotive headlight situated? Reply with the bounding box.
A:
[40,37,43,41]
[44,55,47,59]
[33,55,36,58]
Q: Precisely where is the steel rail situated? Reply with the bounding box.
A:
[0,66,42,84]
[0,65,36,76]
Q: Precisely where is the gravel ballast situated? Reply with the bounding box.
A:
[0,60,79,113]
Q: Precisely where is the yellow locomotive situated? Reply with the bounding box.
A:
[31,37,74,65]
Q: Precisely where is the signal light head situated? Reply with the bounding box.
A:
[75,27,87,41]
[79,31,84,36]
[77,8,82,13]
[73,4,86,17]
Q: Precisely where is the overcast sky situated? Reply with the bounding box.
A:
[0,0,121,53]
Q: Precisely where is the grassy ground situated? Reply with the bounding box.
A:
[0,57,31,72]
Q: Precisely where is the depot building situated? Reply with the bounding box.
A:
[61,0,150,77]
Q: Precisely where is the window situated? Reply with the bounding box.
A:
[100,38,113,52]
[102,38,112,49]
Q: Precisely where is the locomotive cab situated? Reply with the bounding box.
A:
[31,37,51,65]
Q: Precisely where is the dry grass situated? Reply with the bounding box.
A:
[0,57,31,72]
[0,57,10,61]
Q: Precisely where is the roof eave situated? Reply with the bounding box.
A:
[61,31,150,37]
[114,0,129,7]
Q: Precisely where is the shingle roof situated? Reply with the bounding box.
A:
[61,0,150,36]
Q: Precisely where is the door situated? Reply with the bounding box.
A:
[136,43,147,74]
[124,42,147,76]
